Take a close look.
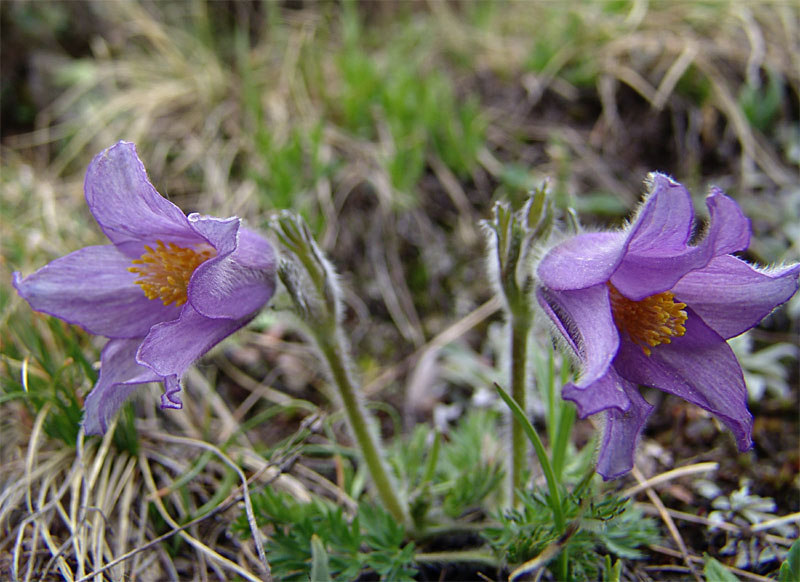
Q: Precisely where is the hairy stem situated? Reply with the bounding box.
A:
[509,316,530,505]
[316,333,409,525]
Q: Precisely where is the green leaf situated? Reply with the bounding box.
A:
[602,555,621,582]
[779,538,800,582]
[703,554,740,582]
[310,535,333,582]
[494,382,565,531]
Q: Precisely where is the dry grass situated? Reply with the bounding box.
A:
[2,1,798,580]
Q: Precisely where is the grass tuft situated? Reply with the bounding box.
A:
[2,1,797,579]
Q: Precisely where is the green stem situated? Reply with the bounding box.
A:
[509,316,530,505]
[557,546,569,581]
[545,343,557,445]
[316,334,409,525]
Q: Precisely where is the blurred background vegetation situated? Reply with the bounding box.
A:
[1,1,798,580]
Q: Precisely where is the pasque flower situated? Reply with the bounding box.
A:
[536,173,799,479]
[14,142,277,434]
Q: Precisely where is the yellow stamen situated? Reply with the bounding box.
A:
[608,282,688,356]
[128,240,216,306]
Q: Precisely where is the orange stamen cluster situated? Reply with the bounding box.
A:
[607,282,688,356]
[129,240,216,306]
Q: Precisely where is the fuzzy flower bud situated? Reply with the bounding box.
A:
[271,211,342,329]
[482,183,554,317]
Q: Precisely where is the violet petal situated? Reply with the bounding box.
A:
[187,213,240,253]
[13,246,181,339]
[537,285,619,388]
[83,338,161,435]
[84,142,200,257]
[160,374,183,409]
[704,188,750,255]
[673,256,800,339]
[612,182,752,300]
[595,383,654,480]
[537,232,627,291]
[188,216,277,319]
[562,366,631,418]
[625,173,695,256]
[136,304,253,406]
[236,227,280,270]
[614,308,753,451]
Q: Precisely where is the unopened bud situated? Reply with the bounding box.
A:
[271,211,343,328]
[482,182,554,316]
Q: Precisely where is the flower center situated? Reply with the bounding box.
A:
[128,240,216,306]
[607,283,688,356]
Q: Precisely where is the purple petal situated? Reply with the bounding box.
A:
[537,232,627,291]
[187,217,277,319]
[537,173,690,294]
[83,338,160,435]
[537,285,619,388]
[614,308,753,451]
[612,180,752,300]
[609,175,696,300]
[136,304,253,407]
[187,213,240,254]
[705,188,750,255]
[160,375,183,409]
[13,246,181,339]
[85,142,201,257]
[626,173,696,255]
[236,227,279,270]
[595,384,654,480]
[673,256,800,339]
[562,366,632,418]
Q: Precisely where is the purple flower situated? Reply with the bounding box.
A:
[536,173,799,480]
[13,142,277,435]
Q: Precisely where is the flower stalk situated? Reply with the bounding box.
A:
[508,314,531,504]
[482,186,553,505]
[315,333,408,524]
[273,212,409,525]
